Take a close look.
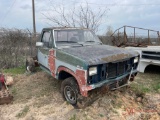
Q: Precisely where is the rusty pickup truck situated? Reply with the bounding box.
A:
[26,27,139,107]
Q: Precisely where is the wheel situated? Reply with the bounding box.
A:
[61,77,79,105]
[26,57,35,72]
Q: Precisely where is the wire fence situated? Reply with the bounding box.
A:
[0,28,39,69]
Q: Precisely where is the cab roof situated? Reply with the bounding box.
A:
[42,27,89,31]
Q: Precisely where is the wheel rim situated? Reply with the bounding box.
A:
[64,86,77,104]
[26,66,30,71]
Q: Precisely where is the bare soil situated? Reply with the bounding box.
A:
[0,71,159,120]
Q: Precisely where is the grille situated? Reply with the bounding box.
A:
[108,63,117,78]
[142,51,160,61]
[87,58,135,85]
[118,61,125,75]
[107,61,126,78]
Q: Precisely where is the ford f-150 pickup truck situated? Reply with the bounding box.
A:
[26,27,139,107]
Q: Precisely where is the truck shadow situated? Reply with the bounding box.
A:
[145,65,160,74]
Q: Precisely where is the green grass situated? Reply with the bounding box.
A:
[130,84,150,95]
[69,114,77,120]
[3,66,26,74]
[99,114,104,117]
[130,72,160,94]
[153,83,160,91]
[16,106,29,118]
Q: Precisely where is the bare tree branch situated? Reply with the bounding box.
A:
[43,2,108,32]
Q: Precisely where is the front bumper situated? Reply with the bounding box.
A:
[80,69,137,97]
[90,69,137,89]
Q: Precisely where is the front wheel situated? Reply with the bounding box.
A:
[61,77,79,105]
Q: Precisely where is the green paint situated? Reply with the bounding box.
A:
[56,50,88,69]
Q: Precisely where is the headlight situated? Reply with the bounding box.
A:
[134,57,139,63]
[89,67,97,76]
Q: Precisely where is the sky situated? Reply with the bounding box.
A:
[0,0,160,35]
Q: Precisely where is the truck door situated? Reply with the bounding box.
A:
[37,30,52,69]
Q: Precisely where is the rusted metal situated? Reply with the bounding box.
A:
[148,30,150,45]
[134,27,135,42]
[0,74,13,105]
[124,26,126,43]
[0,90,13,105]
[111,25,160,47]
[158,31,160,44]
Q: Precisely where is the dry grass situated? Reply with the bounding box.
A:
[0,66,159,120]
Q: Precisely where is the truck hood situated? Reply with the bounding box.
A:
[61,45,139,65]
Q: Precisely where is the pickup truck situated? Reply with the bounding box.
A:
[26,27,139,107]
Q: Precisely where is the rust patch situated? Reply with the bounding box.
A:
[101,53,132,62]
[48,49,56,77]
[57,66,92,97]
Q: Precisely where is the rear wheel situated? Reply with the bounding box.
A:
[26,57,35,72]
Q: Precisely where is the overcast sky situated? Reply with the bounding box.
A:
[0,0,159,34]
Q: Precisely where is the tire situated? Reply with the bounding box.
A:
[26,57,35,72]
[61,77,79,105]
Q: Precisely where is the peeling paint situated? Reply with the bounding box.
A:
[48,49,56,77]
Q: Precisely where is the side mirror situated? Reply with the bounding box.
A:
[36,42,44,47]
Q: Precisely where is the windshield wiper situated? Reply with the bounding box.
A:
[85,40,95,42]
[84,40,102,45]
[56,41,78,43]
[56,41,83,46]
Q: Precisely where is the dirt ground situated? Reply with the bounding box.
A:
[0,69,160,120]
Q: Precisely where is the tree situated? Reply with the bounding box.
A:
[43,2,108,32]
[105,26,114,36]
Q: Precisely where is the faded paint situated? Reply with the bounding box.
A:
[61,45,139,65]
[56,50,87,69]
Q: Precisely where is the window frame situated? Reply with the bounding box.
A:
[41,30,54,48]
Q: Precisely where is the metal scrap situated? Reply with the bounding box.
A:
[111,25,160,47]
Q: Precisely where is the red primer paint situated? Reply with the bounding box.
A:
[48,49,56,77]
[57,66,92,97]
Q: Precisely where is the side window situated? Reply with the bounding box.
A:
[42,31,52,48]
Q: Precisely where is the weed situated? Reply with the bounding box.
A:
[153,83,160,92]
[16,106,29,118]
[11,87,17,95]
[99,114,104,117]
[70,114,76,120]
[116,101,122,108]
[130,83,150,95]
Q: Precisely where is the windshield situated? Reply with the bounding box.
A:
[54,29,101,47]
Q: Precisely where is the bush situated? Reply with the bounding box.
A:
[0,28,38,69]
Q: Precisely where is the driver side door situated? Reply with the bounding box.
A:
[37,30,52,69]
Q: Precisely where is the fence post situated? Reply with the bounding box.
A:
[148,30,150,45]
[124,26,126,43]
[134,27,135,43]
[158,31,160,45]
